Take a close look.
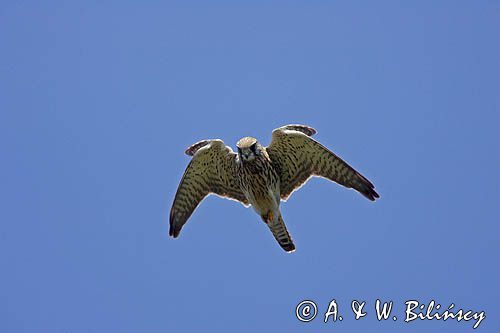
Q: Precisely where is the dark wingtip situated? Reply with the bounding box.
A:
[284,124,317,136]
[169,224,181,238]
[169,210,181,238]
[363,187,380,201]
[185,140,211,156]
[355,172,379,201]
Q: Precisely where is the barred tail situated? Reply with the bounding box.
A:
[268,214,295,253]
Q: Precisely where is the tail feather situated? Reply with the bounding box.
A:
[268,214,295,253]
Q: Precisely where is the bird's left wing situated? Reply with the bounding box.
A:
[266,125,379,201]
[170,140,248,238]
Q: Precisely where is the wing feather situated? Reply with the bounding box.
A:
[266,125,379,201]
[169,140,248,238]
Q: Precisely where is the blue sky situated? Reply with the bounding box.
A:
[1,2,499,332]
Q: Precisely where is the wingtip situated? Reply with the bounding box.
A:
[169,225,181,238]
[356,172,380,201]
[169,210,182,238]
[365,188,380,201]
[185,140,211,156]
[283,124,317,136]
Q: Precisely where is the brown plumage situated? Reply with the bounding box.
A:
[170,124,379,252]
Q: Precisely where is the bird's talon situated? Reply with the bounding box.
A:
[268,212,273,221]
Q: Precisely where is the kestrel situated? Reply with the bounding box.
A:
[170,124,379,252]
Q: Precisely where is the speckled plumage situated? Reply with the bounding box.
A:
[170,124,380,252]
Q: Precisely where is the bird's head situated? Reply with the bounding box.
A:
[236,137,261,162]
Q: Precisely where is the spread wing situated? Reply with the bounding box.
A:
[170,139,249,238]
[266,125,379,201]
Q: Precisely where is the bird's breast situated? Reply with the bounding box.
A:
[238,158,280,212]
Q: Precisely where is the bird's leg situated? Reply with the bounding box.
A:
[260,211,274,224]
[267,211,274,222]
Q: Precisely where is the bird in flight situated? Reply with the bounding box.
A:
[170,124,379,252]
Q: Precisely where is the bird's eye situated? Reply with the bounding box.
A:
[251,144,257,153]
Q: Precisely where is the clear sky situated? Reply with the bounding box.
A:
[1,2,499,332]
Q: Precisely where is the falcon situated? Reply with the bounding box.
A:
[169,124,379,252]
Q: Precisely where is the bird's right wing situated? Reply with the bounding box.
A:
[266,125,379,201]
[170,140,249,238]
